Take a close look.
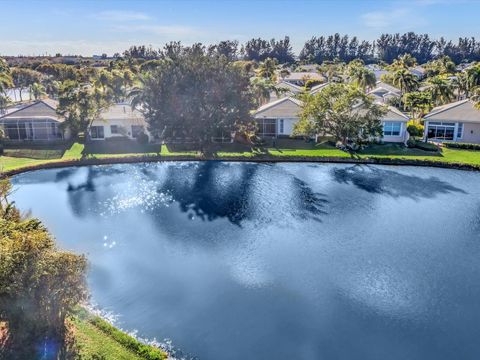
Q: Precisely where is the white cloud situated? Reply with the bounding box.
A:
[361,8,426,30]
[91,10,151,21]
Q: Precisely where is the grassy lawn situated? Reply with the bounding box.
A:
[2,140,480,173]
[70,309,167,360]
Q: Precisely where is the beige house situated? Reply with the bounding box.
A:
[424,99,480,143]
[254,97,302,137]
[254,96,410,142]
[88,103,151,141]
[0,99,69,141]
[367,82,402,104]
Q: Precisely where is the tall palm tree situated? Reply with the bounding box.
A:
[426,75,454,105]
[30,82,47,100]
[451,72,469,100]
[0,58,13,94]
[392,68,418,94]
[465,65,480,96]
[256,58,278,81]
[348,66,376,90]
[250,77,284,106]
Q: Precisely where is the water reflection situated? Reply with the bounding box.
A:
[332,165,466,199]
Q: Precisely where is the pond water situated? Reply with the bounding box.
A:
[11,162,480,360]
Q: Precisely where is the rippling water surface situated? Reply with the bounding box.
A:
[11,162,480,360]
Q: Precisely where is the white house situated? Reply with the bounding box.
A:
[423,99,480,143]
[254,97,302,137]
[88,103,151,141]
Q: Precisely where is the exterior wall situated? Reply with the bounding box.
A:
[277,118,298,136]
[460,123,480,143]
[89,119,149,140]
[381,121,408,143]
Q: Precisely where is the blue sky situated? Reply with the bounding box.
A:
[1,0,479,56]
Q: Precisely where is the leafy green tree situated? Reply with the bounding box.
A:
[0,179,87,359]
[452,72,469,100]
[403,91,433,118]
[294,83,386,146]
[57,80,111,137]
[425,55,456,76]
[11,68,42,101]
[131,44,253,152]
[465,64,480,95]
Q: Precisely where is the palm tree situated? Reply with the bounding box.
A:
[30,82,47,100]
[451,72,469,100]
[348,66,376,90]
[465,65,480,96]
[256,58,278,81]
[392,68,418,94]
[250,77,284,106]
[426,75,454,105]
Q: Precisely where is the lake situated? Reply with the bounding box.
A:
[10,162,480,360]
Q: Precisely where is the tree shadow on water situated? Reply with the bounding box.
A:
[331,165,467,199]
[159,162,329,225]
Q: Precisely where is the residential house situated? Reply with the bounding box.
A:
[88,103,151,141]
[254,96,410,142]
[424,99,480,143]
[367,81,402,104]
[365,64,388,81]
[0,99,68,141]
[410,65,426,79]
[379,106,410,143]
[254,97,302,137]
[283,72,325,87]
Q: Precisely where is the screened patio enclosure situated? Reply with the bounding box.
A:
[256,118,277,137]
[0,119,64,140]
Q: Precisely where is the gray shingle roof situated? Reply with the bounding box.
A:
[254,97,303,118]
[0,99,61,122]
[424,99,480,123]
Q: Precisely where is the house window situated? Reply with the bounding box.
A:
[383,122,402,136]
[131,125,144,138]
[90,126,104,139]
[427,122,456,141]
[111,125,119,134]
[256,119,277,137]
[279,119,284,134]
[457,123,463,139]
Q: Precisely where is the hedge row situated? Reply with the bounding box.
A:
[443,142,480,150]
[89,316,167,360]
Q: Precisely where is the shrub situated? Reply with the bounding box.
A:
[443,142,480,151]
[406,120,424,139]
[406,138,416,148]
[414,141,439,152]
[136,132,149,145]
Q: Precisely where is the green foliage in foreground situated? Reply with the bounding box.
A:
[0,179,87,358]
